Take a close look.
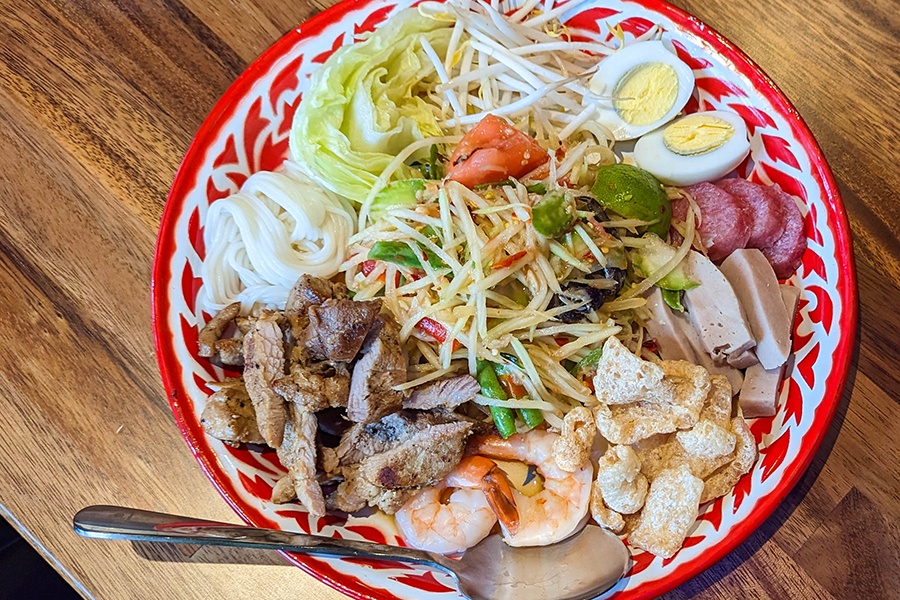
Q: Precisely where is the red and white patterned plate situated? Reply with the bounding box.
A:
[151,0,857,598]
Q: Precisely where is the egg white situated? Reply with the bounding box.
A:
[632,110,751,186]
[588,40,695,141]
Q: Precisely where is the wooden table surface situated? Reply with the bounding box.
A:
[0,0,897,598]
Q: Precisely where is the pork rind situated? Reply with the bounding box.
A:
[593,354,711,444]
[590,484,625,533]
[628,464,704,559]
[552,407,596,472]
[594,402,678,445]
[630,420,736,483]
[593,337,673,404]
[632,433,680,481]
[677,421,736,462]
[700,416,758,503]
[659,360,711,422]
[595,445,649,514]
[589,342,759,558]
[700,375,735,427]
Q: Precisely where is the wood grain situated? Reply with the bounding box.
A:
[0,0,897,599]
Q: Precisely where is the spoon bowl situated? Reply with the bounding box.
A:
[74,505,629,600]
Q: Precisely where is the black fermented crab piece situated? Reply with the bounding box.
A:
[576,195,609,222]
[550,267,628,323]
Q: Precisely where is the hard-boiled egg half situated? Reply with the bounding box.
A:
[633,110,751,186]
[588,40,695,141]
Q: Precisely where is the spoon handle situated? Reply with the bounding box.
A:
[74,505,451,571]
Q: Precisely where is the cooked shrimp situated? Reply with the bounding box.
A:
[470,429,593,547]
[394,455,518,554]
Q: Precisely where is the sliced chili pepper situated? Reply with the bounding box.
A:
[416,317,461,351]
[417,316,448,343]
[492,250,528,270]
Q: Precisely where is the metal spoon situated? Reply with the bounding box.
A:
[74,505,630,600]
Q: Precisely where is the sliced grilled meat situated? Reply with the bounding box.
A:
[213,338,244,366]
[198,301,241,358]
[330,420,473,514]
[284,275,347,337]
[332,410,461,470]
[199,379,265,446]
[347,315,406,423]
[274,403,326,517]
[242,311,287,448]
[273,361,350,412]
[300,298,383,362]
[403,374,480,410]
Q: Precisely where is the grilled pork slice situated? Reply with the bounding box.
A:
[330,410,461,470]
[199,379,265,446]
[403,375,481,410]
[242,311,287,448]
[300,298,382,362]
[198,301,243,363]
[198,301,241,357]
[330,420,473,514]
[347,316,406,423]
[274,403,326,517]
[284,275,348,338]
[213,338,244,366]
[273,360,351,412]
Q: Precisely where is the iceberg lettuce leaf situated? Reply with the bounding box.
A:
[290,9,453,204]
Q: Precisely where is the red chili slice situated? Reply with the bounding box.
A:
[416,317,461,351]
[492,250,528,270]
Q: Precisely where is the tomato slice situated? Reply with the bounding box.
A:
[360,260,378,276]
[446,115,549,188]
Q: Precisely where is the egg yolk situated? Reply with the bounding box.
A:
[613,62,679,126]
[663,114,735,155]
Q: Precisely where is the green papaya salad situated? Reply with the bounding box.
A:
[282,1,707,434]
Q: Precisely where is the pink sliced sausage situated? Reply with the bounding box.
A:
[682,182,752,262]
[715,178,786,248]
[759,186,807,279]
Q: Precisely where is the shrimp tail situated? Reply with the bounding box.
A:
[448,455,520,535]
[483,466,519,536]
